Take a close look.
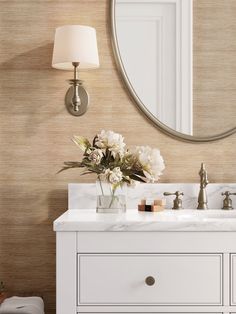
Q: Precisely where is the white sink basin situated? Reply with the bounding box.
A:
[152,209,236,221]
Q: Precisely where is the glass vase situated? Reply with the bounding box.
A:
[96,180,127,213]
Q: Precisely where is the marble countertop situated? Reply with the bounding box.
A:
[53,209,236,232]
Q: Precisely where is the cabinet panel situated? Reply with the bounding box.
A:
[231,254,236,305]
[78,254,222,305]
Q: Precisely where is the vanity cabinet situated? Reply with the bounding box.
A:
[54,210,236,314]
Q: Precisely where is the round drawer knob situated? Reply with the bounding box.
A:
[145,276,155,286]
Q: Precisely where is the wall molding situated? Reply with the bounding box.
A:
[115,0,193,135]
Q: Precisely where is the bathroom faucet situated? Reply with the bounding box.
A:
[197,163,209,210]
[163,191,184,210]
[222,191,236,210]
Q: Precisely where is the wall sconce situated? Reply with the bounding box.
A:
[52,25,99,116]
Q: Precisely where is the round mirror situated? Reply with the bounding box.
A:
[111,0,236,142]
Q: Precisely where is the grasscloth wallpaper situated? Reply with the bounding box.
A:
[193,0,236,136]
[0,0,235,313]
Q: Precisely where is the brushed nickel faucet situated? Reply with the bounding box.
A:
[197,163,209,210]
[222,191,236,210]
[163,191,184,210]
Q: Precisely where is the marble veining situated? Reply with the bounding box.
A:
[68,183,236,210]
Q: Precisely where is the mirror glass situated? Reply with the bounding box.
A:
[112,0,236,140]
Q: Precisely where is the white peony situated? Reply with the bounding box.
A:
[134,146,165,182]
[88,149,103,165]
[104,167,123,184]
[95,130,126,158]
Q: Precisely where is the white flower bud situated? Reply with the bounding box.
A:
[105,167,123,184]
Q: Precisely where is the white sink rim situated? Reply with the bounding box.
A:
[146,209,236,221]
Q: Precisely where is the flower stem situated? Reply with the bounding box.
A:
[98,177,104,196]
[108,184,117,208]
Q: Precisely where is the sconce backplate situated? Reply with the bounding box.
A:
[65,85,89,116]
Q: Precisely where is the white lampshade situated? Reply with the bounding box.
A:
[52,25,99,70]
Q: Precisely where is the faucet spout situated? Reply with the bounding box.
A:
[197,163,209,210]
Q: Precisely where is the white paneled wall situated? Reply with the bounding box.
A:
[116,0,192,134]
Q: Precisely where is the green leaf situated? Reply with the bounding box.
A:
[57,161,84,174]
[129,174,146,183]
[93,135,99,147]
[64,161,82,167]
[57,167,73,174]
[80,171,95,176]
[72,135,91,152]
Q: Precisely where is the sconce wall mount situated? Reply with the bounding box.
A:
[52,25,99,116]
[65,62,89,116]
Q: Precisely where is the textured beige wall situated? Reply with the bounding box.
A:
[193,0,236,136]
[0,1,235,313]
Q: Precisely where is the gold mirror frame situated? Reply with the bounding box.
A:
[110,0,236,143]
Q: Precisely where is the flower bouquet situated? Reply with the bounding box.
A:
[60,130,165,213]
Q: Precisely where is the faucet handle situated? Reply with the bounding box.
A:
[222,191,236,196]
[163,191,184,210]
[222,191,236,210]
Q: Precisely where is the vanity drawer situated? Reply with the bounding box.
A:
[78,254,222,305]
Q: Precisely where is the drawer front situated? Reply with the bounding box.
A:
[78,254,222,305]
[231,254,236,305]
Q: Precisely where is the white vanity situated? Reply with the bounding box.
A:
[54,183,236,314]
